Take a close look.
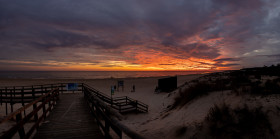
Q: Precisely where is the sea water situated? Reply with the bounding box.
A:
[0,71,205,79]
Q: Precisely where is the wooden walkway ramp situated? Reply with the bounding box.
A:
[0,83,147,139]
[33,93,104,139]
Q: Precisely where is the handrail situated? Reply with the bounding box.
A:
[82,84,110,98]
[83,83,148,113]
[84,88,145,139]
[1,83,148,114]
[0,82,83,88]
[0,83,148,139]
[0,88,59,139]
[0,83,83,115]
[0,84,61,89]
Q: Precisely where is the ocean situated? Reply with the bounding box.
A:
[0,71,205,79]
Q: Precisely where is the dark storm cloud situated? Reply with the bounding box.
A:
[257,54,280,64]
[213,57,241,68]
[214,58,241,62]
[214,63,240,67]
[259,54,280,58]
[0,0,280,70]
[187,43,220,59]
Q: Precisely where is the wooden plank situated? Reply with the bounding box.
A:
[34,93,104,139]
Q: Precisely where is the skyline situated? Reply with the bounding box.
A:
[1,0,280,71]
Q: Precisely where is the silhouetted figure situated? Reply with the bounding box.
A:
[114,85,117,91]
[131,85,135,92]
[111,86,114,95]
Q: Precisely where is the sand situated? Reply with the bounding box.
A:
[0,74,202,138]
[1,73,279,138]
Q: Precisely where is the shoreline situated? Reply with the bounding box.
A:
[0,71,209,80]
[0,73,205,80]
[0,74,204,87]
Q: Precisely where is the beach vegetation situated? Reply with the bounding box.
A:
[249,78,280,95]
[172,65,280,108]
[175,126,187,137]
[205,104,274,138]
[173,81,211,108]
[173,80,229,108]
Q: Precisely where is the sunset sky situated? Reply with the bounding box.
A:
[0,0,280,71]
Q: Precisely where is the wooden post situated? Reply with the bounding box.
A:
[5,87,7,115]
[45,87,47,98]
[135,100,138,112]
[13,87,15,98]
[32,86,35,100]
[48,93,51,111]
[105,119,110,138]
[83,87,86,98]
[33,103,38,122]
[0,89,2,105]
[10,90,13,113]
[56,89,60,101]
[60,84,63,93]
[111,89,113,107]
[32,86,38,121]
[21,87,24,106]
[41,85,43,96]
[82,83,84,94]
[92,102,95,112]
[119,105,121,113]
[16,113,25,139]
[22,86,26,117]
[42,97,47,119]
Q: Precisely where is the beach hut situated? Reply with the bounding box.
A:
[156,76,177,92]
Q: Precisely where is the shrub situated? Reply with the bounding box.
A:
[264,79,280,94]
[206,104,274,138]
[173,81,212,108]
[175,126,187,137]
[173,79,230,109]
[250,79,280,95]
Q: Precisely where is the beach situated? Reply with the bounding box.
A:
[0,74,202,137]
[1,71,280,138]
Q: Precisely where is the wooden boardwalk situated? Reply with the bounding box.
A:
[33,93,104,139]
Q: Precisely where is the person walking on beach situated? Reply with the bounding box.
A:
[114,85,117,92]
[111,86,115,95]
[131,84,135,92]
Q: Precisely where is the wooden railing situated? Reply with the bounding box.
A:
[83,84,148,113]
[0,88,59,139]
[84,88,144,139]
[1,83,147,114]
[112,96,148,113]
[0,83,82,115]
[0,83,148,139]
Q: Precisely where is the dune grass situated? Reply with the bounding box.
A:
[173,81,212,108]
[173,69,280,109]
[175,126,187,137]
[172,79,230,108]
[205,104,274,138]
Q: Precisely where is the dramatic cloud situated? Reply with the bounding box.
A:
[0,0,280,71]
